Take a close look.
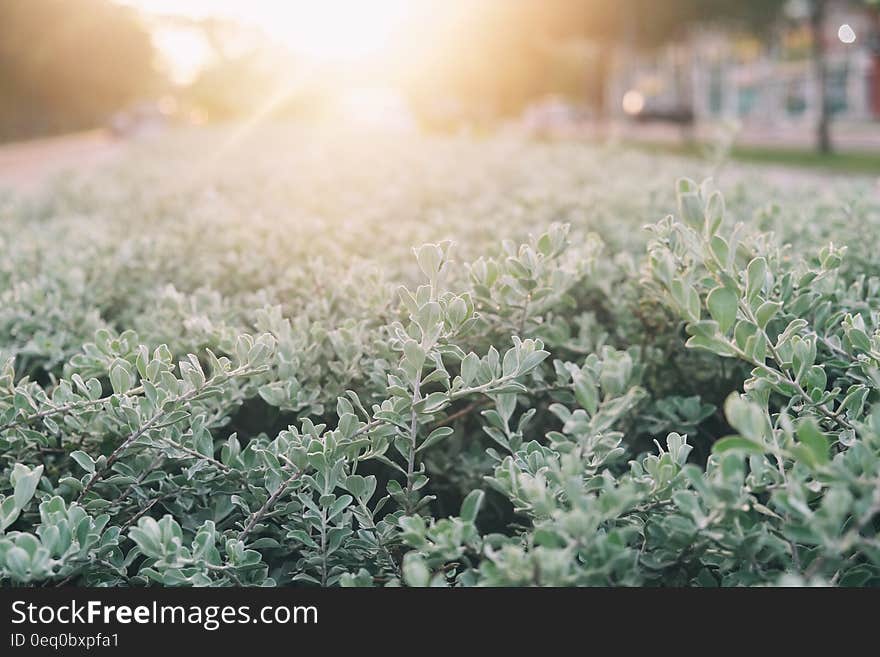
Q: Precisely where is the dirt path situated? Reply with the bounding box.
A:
[0,130,123,193]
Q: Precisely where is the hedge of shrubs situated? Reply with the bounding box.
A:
[1,128,879,586]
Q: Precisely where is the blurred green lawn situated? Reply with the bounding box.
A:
[627,140,880,175]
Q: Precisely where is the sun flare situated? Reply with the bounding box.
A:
[122,0,413,70]
[263,0,410,62]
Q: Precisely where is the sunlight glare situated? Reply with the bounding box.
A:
[121,0,413,70]
[264,0,410,62]
[152,28,212,84]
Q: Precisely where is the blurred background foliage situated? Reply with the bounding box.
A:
[0,0,800,140]
[0,0,159,141]
[1,0,879,154]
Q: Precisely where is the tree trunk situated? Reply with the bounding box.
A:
[673,42,696,145]
[592,42,611,136]
[810,0,832,154]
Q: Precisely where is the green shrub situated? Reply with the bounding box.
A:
[1,128,879,586]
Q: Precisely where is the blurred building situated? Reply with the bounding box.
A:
[610,2,880,142]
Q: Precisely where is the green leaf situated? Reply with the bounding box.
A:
[12,464,43,510]
[707,286,738,334]
[413,243,443,279]
[402,552,430,587]
[0,496,21,532]
[109,362,133,395]
[712,436,766,455]
[704,190,725,235]
[128,517,164,560]
[416,426,454,454]
[746,257,767,301]
[724,394,767,443]
[460,352,480,386]
[459,490,484,523]
[5,546,30,580]
[685,322,737,357]
[796,419,830,466]
[676,178,703,229]
[755,301,781,329]
[70,451,96,474]
[327,495,353,520]
[402,339,426,383]
[573,371,599,415]
[416,391,449,414]
[286,530,319,549]
[710,235,729,268]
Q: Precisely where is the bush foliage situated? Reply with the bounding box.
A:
[2,129,880,586]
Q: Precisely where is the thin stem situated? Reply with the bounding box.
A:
[162,438,233,473]
[516,294,531,336]
[120,494,171,532]
[76,408,168,503]
[109,455,165,512]
[742,303,854,432]
[0,386,145,433]
[404,376,422,513]
[319,507,328,587]
[699,230,854,433]
[433,401,485,428]
[239,468,303,542]
[76,366,254,503]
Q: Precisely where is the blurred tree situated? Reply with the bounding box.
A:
[178,18,335,125]
[807,0,880,154]
[784,0,880,154]
[808,0,833,153]
[184,51,279,121]
[541,0,788,121]
[399,0,787,131]
[399,1,577,130]
[0,0,159,141]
